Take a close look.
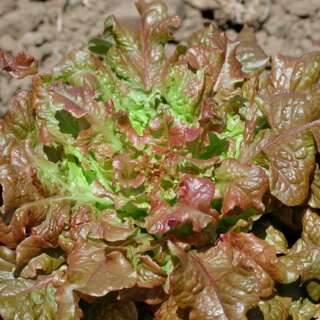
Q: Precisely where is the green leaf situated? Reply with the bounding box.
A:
[200,132,229,159]
[289,298,320,320]
[55,110,83,138]
[117,201,148,220]
[306,281,320,302]
[52,50,101,88]
[0,247,15,273]
[0,272,57,320]
[259,296,320,320]
[163,65,204,124]
[88,38,113,56]
[220,114,245,159]
[215,208,258,234]
[265,225,288,255]
[259,296,291,320]
[21,253,64,279]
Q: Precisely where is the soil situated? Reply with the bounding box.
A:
[1,0,320,114]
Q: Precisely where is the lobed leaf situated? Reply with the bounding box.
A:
[168,231,280,319]
[215,158,268,214]
[0,50,38,79]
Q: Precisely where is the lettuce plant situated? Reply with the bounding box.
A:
[1,1,320,319]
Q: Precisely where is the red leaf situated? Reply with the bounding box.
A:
[0,50,38,79]
[177,175,215,213]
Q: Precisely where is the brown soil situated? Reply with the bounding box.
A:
[1,0,320,114]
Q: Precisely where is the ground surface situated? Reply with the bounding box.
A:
[1,0,320,114]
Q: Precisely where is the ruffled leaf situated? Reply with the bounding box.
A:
[16,235,52,269]
[20,253,64,279]
[80,212,135,242]
[0,272,57,320]
[1,1,320,318]
[162,64,205,124]
[265,225,288,255]
[259,296,320,320]
[259,296,291,320]
[289,298,320,320]
[271,52,320,92]
[264,132,315,206]
[199,132,229,160]
[261,89,320,206]
[0,140,44,214]
[306,280,320,302]
[215,158,268,214]
[155,299,182,320]
[55,241,137,319]
[177,175,215,213]
[3,199,70,257]
[186,23,244,92]
[309,164,320,208]
[168,231,280,319]
[0,246,15,272]
[279,209,320,284]
[96,1,180,91]
[0,49,38,79]
[236,26,269,74]
[135,255,167,288]
[145,199,214,235]
[65,241,137,296]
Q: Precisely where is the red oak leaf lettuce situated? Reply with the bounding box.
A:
[1,0,320,318]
